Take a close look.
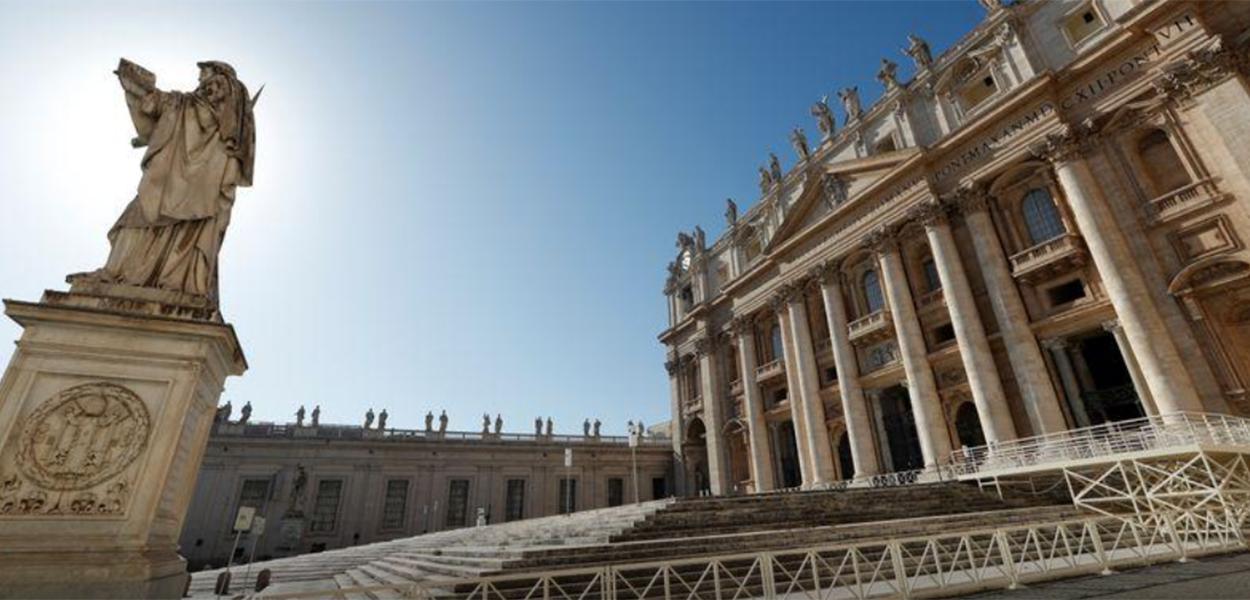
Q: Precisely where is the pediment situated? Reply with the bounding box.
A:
[763,148,919,254]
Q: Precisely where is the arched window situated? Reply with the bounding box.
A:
[1021,188,1066,245]
[1137,129,1190,196]
[863,270,884,313]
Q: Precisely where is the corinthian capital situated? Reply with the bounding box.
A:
[1029,120,1100,164]
[813,257,844,286]
[1155,38,1249,103]
[946,183,992,215]
[910,199,949,228]
[863,225,900,256]
[664,358,681,376]
[692,335,715,357]
[728,314,757,337]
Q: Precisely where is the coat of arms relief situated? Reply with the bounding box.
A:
[0,382,151,516]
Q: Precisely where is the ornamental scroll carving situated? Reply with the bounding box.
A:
[0,382,150,517]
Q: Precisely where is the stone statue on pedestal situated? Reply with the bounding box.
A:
[905,34,933,70]
[725,198,738,226]
[790,128,811,161]
[73,59,258,309]
[839,87,863,122]
[239,401,252,424]
[377,409,388,430]
[438,410,448,433]
[482,413,491,434]
[425,411,435,432]
[592,419,601,438]
[810,97,836,140]
[583,419,591,437]
[295,405,305,427]
[545,417,553,437]
[364,408,375,429]
[286,465,307,518]
[214,400,232,424]
[769,153,783,183]
[534,417,543,436]
[311,405,320,427]
[494,414,502,434]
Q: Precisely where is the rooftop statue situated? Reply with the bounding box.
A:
[877,59,900,92]
[724,198,738,226]
[758,166,774,194]
[838,87,863,122]
[905,34,933,70]
[810,97,836,140]
[790,127,811,161]
[76,59,258,306]
[769,153,783,183]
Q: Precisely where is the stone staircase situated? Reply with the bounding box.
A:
[195,482,1075,598]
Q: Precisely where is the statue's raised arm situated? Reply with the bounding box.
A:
[72,60,257,316]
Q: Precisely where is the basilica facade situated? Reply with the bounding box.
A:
[660,0,1250,495]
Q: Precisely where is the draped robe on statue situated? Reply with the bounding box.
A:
[100,68,254,301]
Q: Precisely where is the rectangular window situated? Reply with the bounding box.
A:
[309,480,342,533]
[922,260,941,293]
[505,479,526,522]
[607,478,625,507]
[380,479,409,531]
[1062,4,1104,46]
[652,477,667,500]
[1047,279,1087,306]
[446,479,470,528]
[558,478,578,514]
[933,323,956,345]
[236,479,269,517]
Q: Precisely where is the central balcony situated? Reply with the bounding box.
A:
[1009,233,1086,284]
[915,288,945,314]
[755,359,786,383]
[848,309,893,345]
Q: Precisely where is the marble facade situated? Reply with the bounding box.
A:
[661,0,1250,496]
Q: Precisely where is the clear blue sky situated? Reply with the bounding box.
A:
[0,1,984,435]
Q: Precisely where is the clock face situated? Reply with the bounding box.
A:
[680,250,692,270]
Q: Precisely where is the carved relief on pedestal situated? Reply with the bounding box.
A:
[0,382,150,517]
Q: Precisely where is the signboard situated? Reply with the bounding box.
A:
[251,515,266,536]
[564,448,573,467]
[233,506,256,532]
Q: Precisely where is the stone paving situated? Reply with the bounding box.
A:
[962,550,1250,599]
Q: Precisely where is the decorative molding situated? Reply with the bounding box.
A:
[947,183,993,215]
[863,225,901,255]
[1029,120,1101,164]
[910,200,949,228]
[1154,38,1250,104]
[821,172,851,210]
[728,315,757,337]
[664,359,681,376]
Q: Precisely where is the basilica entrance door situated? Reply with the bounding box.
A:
[836,432,854,480]
[1076,332,1145,425]
[775,421,802,488]
[954,402,986,450]
[879,385,924,471]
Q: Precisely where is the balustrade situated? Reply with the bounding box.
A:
[847,309,892,344]
[1008,232,1086,283]
[1144,178,1224,225]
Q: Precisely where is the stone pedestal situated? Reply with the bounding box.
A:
[0,285,245,599]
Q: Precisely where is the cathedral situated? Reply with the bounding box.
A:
[661,0,1250,495]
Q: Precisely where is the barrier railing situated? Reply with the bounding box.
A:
[947,412,1250,478]
[213,422,672,446]
[256,511,1245,599]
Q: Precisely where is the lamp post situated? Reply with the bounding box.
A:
[629,422,641,504]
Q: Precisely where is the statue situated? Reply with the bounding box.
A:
[769,153,783,183]
[364,408,375,429]
[438,410,448,433]
[425,411,435,432]
[214,400,232,424]
[482,413,491,434]
[592,419,601,438]
[494,414,503,434]
[583,419,591,437]
[545,417,553,437]
[758,166,774,194]
[238,401,252,424]
[790,128,810,161]
[295,405,306,427]
[724,198,738,227]
[822,172,850,209]
[693,226,706,251]
[311,405,320,427]
[977,0,1005,13]
[810,97,836,140]
[287,465,308,517]
[676,232,694,252]
[534,416,543,436]
[905,34,933,70]
[377,409,388,430]
[76,59,258,305]
[877,59,900,92]
[838,87,862,122]
[637,420,645,434]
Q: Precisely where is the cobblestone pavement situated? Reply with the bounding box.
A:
[962,551,1250,599]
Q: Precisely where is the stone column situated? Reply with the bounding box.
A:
[1036,127,1202,414]
[774,300,813,486]
[1042,338,1091,428]
[1102,320,1160,416]
[694,335,729,495]
[784,282,837,486]
[664,356,687,496]
[731,317,777,492]
[869,228,952,467]
[954,188,1068,435]
[814,262,880,477]
[0,291,246,598]
[915,202,1016,443]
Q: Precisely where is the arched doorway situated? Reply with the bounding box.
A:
[878,385,924,471]
[724,422,751,493]
[836,431,854,481]
[683,418,711,495]
[954,402,985,450]
[773,421,802,488]
[1075,332,1145,425]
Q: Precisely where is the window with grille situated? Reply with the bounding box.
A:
[309,480,342,533]
[505,479,526,522]
[1021,188,1066,245]
[559,478,578,514]
[607,478,625,507]
[380,479,408,531]
[234,479,269,528]
[446,479,470,528]
[863,270,884,313]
